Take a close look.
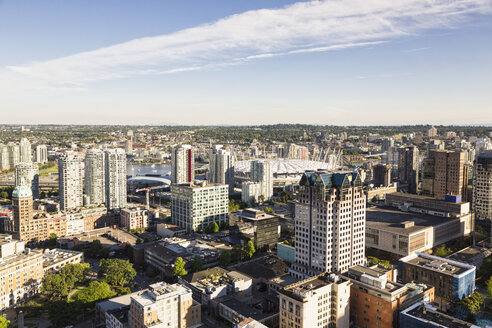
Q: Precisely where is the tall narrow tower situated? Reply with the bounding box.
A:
[105,148,127,210]
[84,149,106,206]
[58,152,83,210]
[209,145,234,193]
[171,145,194,184]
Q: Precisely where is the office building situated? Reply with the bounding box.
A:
[84,149,106,206]
[209,145,235,193]
[129,282,201,328]
[0,144,9,170]
[398,253,476,301]
[422,150,468,200]
[373,163,392,187]
[398,146,419,194]
[171,145,194,184]
[34,144,48,164]
[229,208,279,251]
[12,180,34,241]
[291,170,365,277]
[427,126,438,138]
[346,265,434,328]
[241,160,273,204]
[105,148,127,210]
[473,151,492,231]
[121,207,148,230]
[0,235,44,310]
[59,152,83,211]
[15,162,39,199]
[171,182,228,232]
[278,273,350,328]
[366,206,471,256]
[7,142,20,169]
[400,302,480,328]
[385,192,470,218]
[19,138,31,163]
[382,138,394,152]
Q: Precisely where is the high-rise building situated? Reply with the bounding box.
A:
[11,179,34,242]
[278,273,350,328]
[129,282,201,328]
[473,151,492,234]
[209,145,234,193]
[0,144,9,171]
[422,150,468,200]
[15,162,39,199]
[171,145,194,184]
[427,126,438,138]
[125,139,133,154]
[105,148,127,211]
[19,138,31,163]
[373,164,392,187]
[0,235,44,311]
[171,182,228,232]
[34,144,48,164]
[7,142,20,169]
[381,137,395,152]
[241,160,273,204]
[58,152,83,211]
[398,146,419,194]
[84,149,106,206]
[291,170,365,277]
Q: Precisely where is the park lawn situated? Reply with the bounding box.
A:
[39,166,58,176]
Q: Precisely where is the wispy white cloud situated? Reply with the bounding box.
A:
[1,0,491,89]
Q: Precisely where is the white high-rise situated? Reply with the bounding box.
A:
[171,145,194,184]
[19,138,31,163]
[84,149,106,206]
[105,148,126,210]
[15,162,39,199]
[7,142,20,169]
[0,144,9,171]
[241,160,273,204]
[291,170,365,278]
[58,152,83,210]
[34,145,48,164]
[209,145,234,193]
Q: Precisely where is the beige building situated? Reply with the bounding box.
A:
[121,207,149,230]
[129,282,201,328]
[278,273,350,328]
[0,234,44,310]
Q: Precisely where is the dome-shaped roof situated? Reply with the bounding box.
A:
[12,185,32,198]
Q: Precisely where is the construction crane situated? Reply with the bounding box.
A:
[135,185,164,209]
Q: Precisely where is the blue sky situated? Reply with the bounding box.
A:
[0,0,491,125]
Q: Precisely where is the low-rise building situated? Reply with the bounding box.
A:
[385,192,470,218]
[366,206,472,257]
[156,223,186,238]
[278,273,350,328]
[235,318,268,328]
[129,282,201,328]
[229,208,279,251]
[42,248,84,274]
[398,252,476,301]
[399,302,480,328]
[121,207,149,230]
[345,265,434,328]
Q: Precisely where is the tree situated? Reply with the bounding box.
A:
[228,199,240,212]
[0,191,7,199]
[99,259,136,287]
[459,291,484,314]
[367,256,391,268]
[47,300,80,327]
[0,315,10,328]
[219,250,231,267]
[259,195,265,204]
[191,255,203,272]
[70,281,116,306]
[243,240,256,259]
[205,222,219,234]
[42,273,69,299]
[173,257,188,277]
[434,244,453,258]
[61,263,91,287]
[487,276,492,299]
[264,207,274,215]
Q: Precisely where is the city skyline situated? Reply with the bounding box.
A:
[1,0,491,125]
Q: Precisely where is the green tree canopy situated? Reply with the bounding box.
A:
[219,250,231,267]
[228,199,240,212]
[459,291,484,314]
[231,245,243,263]
[486,276,492,299]
[264,207,274,214]
[434,244,453,258]
[70,281,116,306]
[42,273,69,299]
[47,300,81,327]
[205,222,220,234]
[99,259,136,287]
[243,240,256,259]
[0,314,10,328]
[0,191,8,199]
[191,255,203,272]
[173,257,188,276]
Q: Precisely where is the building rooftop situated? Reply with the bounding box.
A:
[281,273,348,301]
[387,192,467,205]
[232,208,276,221]
[366,206,457,234]
[221,298,274,322]
[400,253,475,277]
[97,290,145,313]
[42,248,83,269]
[402,302,480,328]
[234,256,289,280]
